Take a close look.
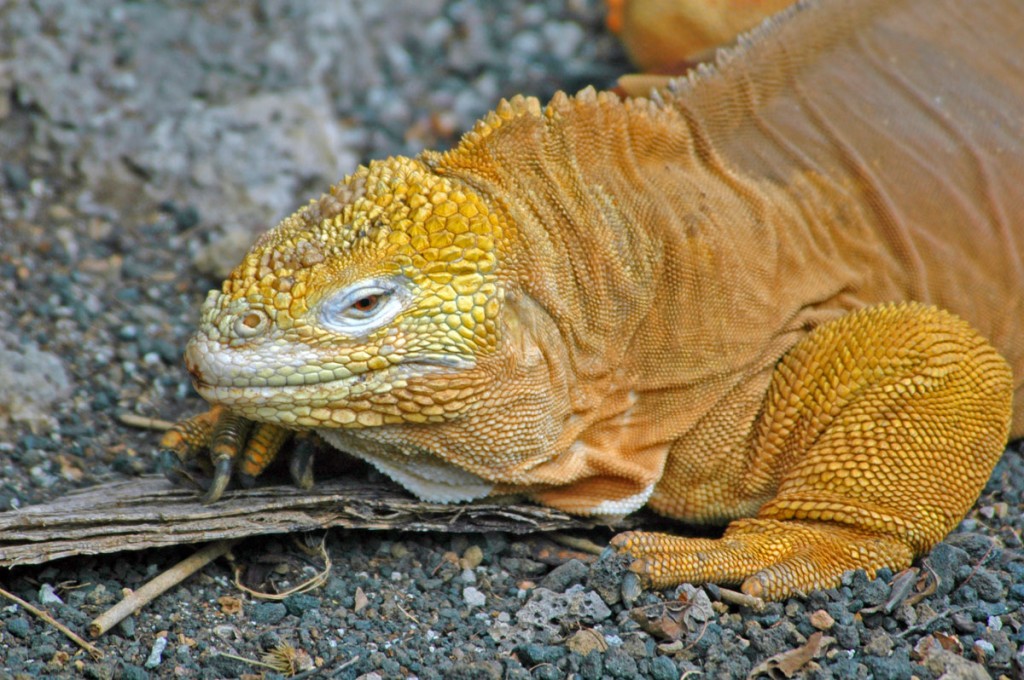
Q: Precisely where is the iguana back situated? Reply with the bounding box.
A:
[679,0,1024,418]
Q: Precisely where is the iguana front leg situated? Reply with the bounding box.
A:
[614,302,1013,599]
[160,405,304,502]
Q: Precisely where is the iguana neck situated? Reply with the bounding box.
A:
[427,90,863,454]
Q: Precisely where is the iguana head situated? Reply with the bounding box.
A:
[184,149,572,501]
[187,155,512,425]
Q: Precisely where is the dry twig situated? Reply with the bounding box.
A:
[547,532,606,555]
[89,539,239,637]
[116,412,175,430]
[0,475,631,568]
[0,585,103,659]
[717,587,766,612]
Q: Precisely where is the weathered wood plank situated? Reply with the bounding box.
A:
[0,475,633,567]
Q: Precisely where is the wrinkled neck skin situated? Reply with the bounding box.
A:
[317,282,577,503]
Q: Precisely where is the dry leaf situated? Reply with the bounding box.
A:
[747,631,832,679]
[354,586,369,613]
[217,595,243,616]
[914,632,964,661]
[629,585,713,641]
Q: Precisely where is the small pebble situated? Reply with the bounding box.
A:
[810,609,835,630]
[251,602,287,625]
[144,635,168,669]
[460,545,484,569]
[463,586,486,608]
[6,617,30,638]
[38,583,63,605]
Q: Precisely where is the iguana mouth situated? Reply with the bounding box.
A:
[189,355,473,394]
[186,329,475,394]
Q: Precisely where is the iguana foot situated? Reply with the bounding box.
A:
[160,406,296,502]
[612,519,913,600]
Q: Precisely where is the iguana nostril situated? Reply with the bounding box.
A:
[233,310,268,338]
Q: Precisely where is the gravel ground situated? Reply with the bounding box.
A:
[2,1,1023,678]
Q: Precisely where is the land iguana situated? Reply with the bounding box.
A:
[163,0,1024,600]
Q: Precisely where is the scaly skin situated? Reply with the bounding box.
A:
[164,0,1024,599]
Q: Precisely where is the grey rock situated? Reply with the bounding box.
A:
[927,542,971,597]
[144,636,167,669]
[579,650,604,680]
[863,647,913,679]
[603,647,639,678]
[251,602,288,625]
[947,533,998,560]
[970,567,1005,602]
[513,643,565,665]
[283,594,321,616]
[121,664,149,680]
[6,617,30,638]
[538,558,589,592]
[463,586,487,608]
[516,586,612,628]
[0,332,71,432]
[650,655,677,680]
[922,648,990,680]
[587,552,631,606]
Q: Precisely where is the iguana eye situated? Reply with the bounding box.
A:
[351,294,381,314]
[319,277,411,335]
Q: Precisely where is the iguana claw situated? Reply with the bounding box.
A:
[204,456,234,504]
[160,406,296,502]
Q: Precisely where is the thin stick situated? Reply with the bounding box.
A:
[0,585,103,660]
[213,651,281,671]
[717,587,766,612]
[395,600,422,626]
[547,533,605,555]
[116,412,175,431]
[89,539,239,637]
[328,655,360,677]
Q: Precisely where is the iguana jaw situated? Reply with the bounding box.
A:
[184,328,477,429]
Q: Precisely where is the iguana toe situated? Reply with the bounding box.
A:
[612,519,914,600]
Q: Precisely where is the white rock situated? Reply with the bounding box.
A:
[463,586,486,608]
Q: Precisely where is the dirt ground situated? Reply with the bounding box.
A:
[2,1,1023,678]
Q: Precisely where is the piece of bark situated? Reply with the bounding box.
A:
[0,475,634,567]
